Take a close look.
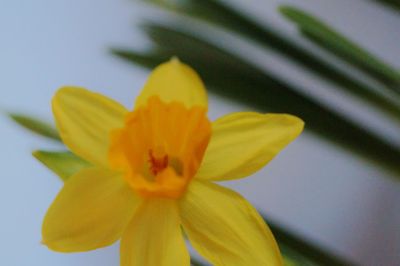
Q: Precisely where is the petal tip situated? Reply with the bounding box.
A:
[291,115,305,133]
[52,86,95,104]
[52,86,82,110]
[280,114,305,140]
[40,235,54,250]
[40,238,52,249]
[53,86,84,97]
[276,113,305,131]
[136,59,208,108]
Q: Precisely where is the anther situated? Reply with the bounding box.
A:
[148,149,169,175]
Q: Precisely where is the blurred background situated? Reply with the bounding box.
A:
[1,0,399,265]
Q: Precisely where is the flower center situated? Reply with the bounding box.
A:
[148,149,168,176]
[108,96,211,199]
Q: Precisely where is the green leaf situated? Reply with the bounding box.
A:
[190,258,207,266]
[8,113,61,141]
[33,151,90,181]
[190,255,311,266]
[265,215,354,266]
[371,0,400,12]
[140,0,400,122]
[280,5,400,91]
[113,24,400,178]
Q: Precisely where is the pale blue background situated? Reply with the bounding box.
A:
[0,0,399,265]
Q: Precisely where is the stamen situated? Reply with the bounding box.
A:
[148,149,169,175]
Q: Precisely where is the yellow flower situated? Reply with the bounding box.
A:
[42,58,304,266]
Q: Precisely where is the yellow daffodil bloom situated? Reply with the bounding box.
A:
[42,58,304,266]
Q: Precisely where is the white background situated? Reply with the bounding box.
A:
[0,0,399,265]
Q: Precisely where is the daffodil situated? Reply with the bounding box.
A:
[42,58,304,266]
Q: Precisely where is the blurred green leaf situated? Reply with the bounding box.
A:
[266,216,354,266]
[33,150,90,181]
[280,5,400,91]
[112,23,400,178]
[372,0,400,12]
[190,258,206,266]
[140,0,400,120]
[9,113,61,141]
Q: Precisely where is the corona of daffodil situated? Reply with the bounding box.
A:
[42,58,304,266]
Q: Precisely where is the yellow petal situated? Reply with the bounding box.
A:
[121,199,189,266]
[135,58,207,109]
[42,167,139,252]
[196,112,304,181]
[52,87,127,166]
[180,180,283,266]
